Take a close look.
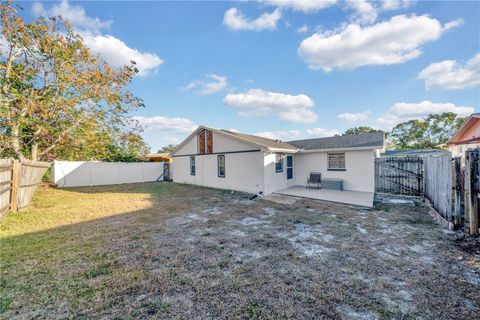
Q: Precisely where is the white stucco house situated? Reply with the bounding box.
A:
[171,126,385,201]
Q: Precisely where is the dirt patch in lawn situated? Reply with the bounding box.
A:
[1,183,478,319]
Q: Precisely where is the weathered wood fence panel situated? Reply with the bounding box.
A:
[17,160,51,211]
[422,152,452,221]
[0,158,50,218]
[464,149,479,236]
[0,158,13,217]
[375,156,424,196]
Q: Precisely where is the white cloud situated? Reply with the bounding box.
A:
[346,0,415,25]
[183,74,228,95]
[223,8,282,31]
[380,0,416,10]
[305,128,340,137]
[255,130,303,141]
[255,128,339,141]
[337,111,371,122]
[32,0,111,33]
[298,15,460,72]
[346,0,377,24]
[418,53,480,90]
[133,116,197,143]
[32,1,163,77]
[297,24,309,33]
[444,19,464,31]
[81,33,163,76]
[263,0,337,13]
[377,101,474,128]
[224,89,318,123]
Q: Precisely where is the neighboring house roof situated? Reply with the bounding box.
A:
[288,132,385,151]
[147,153,171,158]
[447,113,480,145]
[382,149,446,156]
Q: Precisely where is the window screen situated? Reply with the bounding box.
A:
[190,156,196,175]
[275,153,283,173]
[218,155,225,178]
[328,153,345,170]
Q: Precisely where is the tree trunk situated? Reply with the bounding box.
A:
[31,143,38,161]
[11,125,24,161]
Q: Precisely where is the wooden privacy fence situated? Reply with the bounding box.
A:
[375,153,453,221]
[0,158,51,218]
[375,156,424,196]
[464,149,479,236]
[423,152,452,221]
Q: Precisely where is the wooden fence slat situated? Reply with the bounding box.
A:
[0,158,13,218]
[10,159,20,212]
[376,153,452,221]
[0,158,51,217]
[375,156,424,197]
[465,149,479,236]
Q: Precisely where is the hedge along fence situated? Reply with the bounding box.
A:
[0,158,51,218]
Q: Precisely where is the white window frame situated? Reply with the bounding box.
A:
[328,152,346,171]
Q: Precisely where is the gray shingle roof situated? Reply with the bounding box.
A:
[221,129,298,151]
[287,132,385,150]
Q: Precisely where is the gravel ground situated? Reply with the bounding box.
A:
[1,183,479,319]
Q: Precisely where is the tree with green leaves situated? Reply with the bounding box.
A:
[389,112,466,150]
[343,126,384,136]
[158,144,178,154]
[0,1,148,161]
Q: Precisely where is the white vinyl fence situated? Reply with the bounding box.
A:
[53,161,165,188]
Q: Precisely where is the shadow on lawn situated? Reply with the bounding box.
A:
[1,182,479,319]
[0,183,256,319]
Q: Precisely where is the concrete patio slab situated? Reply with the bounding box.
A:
[275,186,374,207]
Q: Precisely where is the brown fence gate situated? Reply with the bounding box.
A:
[375,156,424,197]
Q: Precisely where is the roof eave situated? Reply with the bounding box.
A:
[297,145,384,153]
[267,147,299,153]
[447,114,479,145]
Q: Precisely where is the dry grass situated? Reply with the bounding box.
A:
[0,183,479,319]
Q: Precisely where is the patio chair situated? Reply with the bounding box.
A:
[306,172,322,189]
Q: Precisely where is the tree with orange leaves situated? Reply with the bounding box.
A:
[0,1,147,161]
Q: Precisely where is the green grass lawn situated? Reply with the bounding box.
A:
[1,183,479,319]
[0,183,185,318]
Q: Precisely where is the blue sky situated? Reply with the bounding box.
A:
[24,1,479,151]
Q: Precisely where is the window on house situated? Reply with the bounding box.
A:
[218,155,225,178]
[198,129,213,154]
[198,131,205,154]
[328,153,345,171]
[287,155,293,180]
[190,156,195,175]
[275,153,283,173]
[206,130,213,154]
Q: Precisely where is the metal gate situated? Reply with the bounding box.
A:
[163,162,171,181]
[375,156,424,196]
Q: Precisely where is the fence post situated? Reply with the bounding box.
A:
[468,150,479,236]
[10,159,20,212]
